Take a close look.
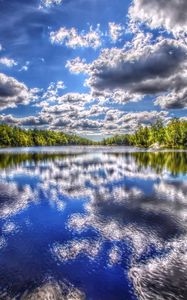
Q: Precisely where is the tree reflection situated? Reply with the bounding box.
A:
[132,151,187,175]
[0,151,186,175]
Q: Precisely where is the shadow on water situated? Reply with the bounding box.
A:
[0,149,186,299]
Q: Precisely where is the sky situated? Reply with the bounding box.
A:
[0,0,187,140]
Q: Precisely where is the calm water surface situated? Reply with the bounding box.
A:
[0,147,186,300]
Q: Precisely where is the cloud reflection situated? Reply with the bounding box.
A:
[16,279,85,300]
[0,150,186,299]
[52,239,102,263]
[0,181,34,218]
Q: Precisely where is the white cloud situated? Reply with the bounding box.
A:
[0,107,169,136]
[50,25,102,49]
[58,92,92,104]
[108,22,125,43]
[0,73,39,110]
[19,61,30,72]
[155,87,187,109]
[72,37,187,109]
[0,57,17,68]
[89,38,187,94]
[0,114,21,126]
[40,0,63,8]
[19,66,28,72]
[129,0,187,37]
[116,111,169,132]
[66,57,89,74]
[0,72,171,134]
[41,81,65,103]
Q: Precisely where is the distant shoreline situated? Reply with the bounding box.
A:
[0,145,186,154]
[0,120,187,149]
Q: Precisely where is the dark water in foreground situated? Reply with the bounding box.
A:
[0,147,186,300]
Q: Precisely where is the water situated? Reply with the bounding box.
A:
[0,147,186,300]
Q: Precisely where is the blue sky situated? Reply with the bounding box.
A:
[0,0,187,139]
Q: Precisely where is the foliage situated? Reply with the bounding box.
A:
[0,118,187,148]
[102,134,131,146]
[0,125,95,147]
[103,119,187,148]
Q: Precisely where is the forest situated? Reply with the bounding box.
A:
[0,124,94,147]
[103,119,187,148]
[0,118,186,148]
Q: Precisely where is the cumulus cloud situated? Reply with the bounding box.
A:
[50,25,102,49]
[0,69,171,134]
[0,114,20,126]
[108,22,125,43]
[0,71,168,135]
[71,36,187,109]
[0,108,169,136]
[64,26,187,109]
[66,57,89,74]
[0,114,52,128]
[42,101,117,132]
[20,115,52,127]
[40,0,63,8]
[0,71,171,134]
[0,57,17,67]
[0,91,103,132]
[129,0,187,36]
[0,73,39,110]
[155,87,187,109]
[40,92,92,116]
[88,39,187,94]
[71,119,103,131]
[58,92,92,104]
[41,81,65,103]
[116,111,169,131]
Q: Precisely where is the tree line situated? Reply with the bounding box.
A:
[0,118,186,148]
[102,119,187,148]
[0,124,95,147]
